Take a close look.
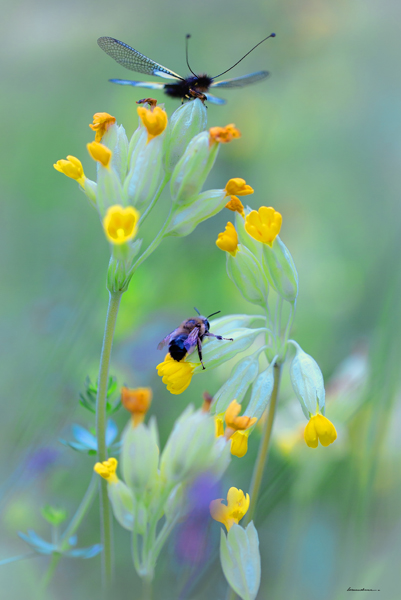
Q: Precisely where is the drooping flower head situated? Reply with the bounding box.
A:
[245,206,282,246]
[210,487,250,531]
[103,205,139,245]
[89,112,116,142]
[304,413,337,448]
[216,222,238,257]
[156,353,196,394]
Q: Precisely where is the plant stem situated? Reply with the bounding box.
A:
[39,553,61,594]
[60,473,98,549]
[244,362,282,525]
[96,290,123,589]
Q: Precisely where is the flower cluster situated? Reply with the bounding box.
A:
[54,101,242,293]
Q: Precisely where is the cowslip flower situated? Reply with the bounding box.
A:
[245,206,282,246]
[89,112,116,142]
[304,413,337,448]
[103,205,139,245]
[87,141,112,167]
[94,457,118,483]
[216,400,257,458]
[209,124,241,145]
[156,353,196,394]
[137,105,168,142]
[225,196,245,217]
[216,222,238,257]
[121,387,152,427]
[210,487,250,531]
[53,156,86,187]
[225,178,254,197]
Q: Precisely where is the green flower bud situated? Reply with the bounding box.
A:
[213,355,260,415]
[106,238,142,293]
[165,189,226,237]
[262,236,298,303]
[220,522,261,600]
[108,480,135,531]
[289,341,325,418]
[121,422,160,501]
[81,179,97,205]
[124,135,165,213]
[164,483,186,523]
[170,131,219,205]
[244,362,275,421]
[164,99,208,174]
[226,245,269,306]
[192,327,266,372]
[128,125,148,165]
[102,124,129,182]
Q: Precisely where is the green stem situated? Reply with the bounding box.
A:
[96,290,123,589]
[39,553,61,594]
[60,473,98,550]
[244,362,282,525]
[133,210,172,271]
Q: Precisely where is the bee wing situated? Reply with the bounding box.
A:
[204,93,227,105]
[184,327,200,353]
[109,79,166,89]
[157,328,180,351]
[98,37,183,81]
[210,71,270,88]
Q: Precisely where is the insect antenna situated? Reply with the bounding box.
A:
[207,311,221,319]
[194,307,201,315]
[211,32,276,80]
[185,34,197,77]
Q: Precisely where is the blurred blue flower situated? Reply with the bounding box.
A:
[18,529,102,559]
[60,420,120,455]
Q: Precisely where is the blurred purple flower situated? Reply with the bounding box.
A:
[25,447,60,476]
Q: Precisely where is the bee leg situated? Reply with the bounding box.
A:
[205,332,234,342]
[197,338,205,370]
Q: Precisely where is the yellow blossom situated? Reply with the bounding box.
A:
[245,206,282,246]
[53,155,86,187]
[121,386,152,427]
[230,430,250,458]
[216,222,238,257]
[225,178,254,197]
[225,400,257,432]
[89,112,116,142]
[217,401,257,457]
[225,196,245,218]
[137,105,167,142]
[103,205,139,245]
[209,123,241,145]
[210,487,250,531]
[87,141,112,167]
[215,416,224,437]
[156,353,196,395]
[94,457,118,483]
[304,414,337,448]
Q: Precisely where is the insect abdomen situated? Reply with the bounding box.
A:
[169,334,188,361]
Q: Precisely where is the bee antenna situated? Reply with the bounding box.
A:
[185,34,197,77]
[194,306,201,316]
[211,32,276,80]
[207,310,221,319]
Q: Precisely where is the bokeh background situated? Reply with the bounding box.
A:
[1,0,400,598]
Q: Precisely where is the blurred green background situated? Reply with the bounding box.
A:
[1,0,400,598]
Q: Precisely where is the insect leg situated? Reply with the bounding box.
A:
[197,338,205,370]
[205,332,234,342]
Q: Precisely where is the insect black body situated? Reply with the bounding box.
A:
[97,34,275,105]
[158,309,233,370]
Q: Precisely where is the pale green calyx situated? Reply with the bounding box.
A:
[219,522,261,600]
[213,355,260,415]
[226,245,269,306]
[164,99,208,174]
[165,189,227,237]
[108,480,135,531]
[121,422,160,501]
[262,236,299,303]
[289,340,325,418]
[244,361,276,422]
[102,123,129,182]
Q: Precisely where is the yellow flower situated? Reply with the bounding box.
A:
[87,141,112,168]
[225,196,245,218]
[216,401,257,458]
[230,430,250,458]
[137,105,168,142]
[245,206,282,246]
[156,353,196,395]
[94,457,118,484]
[53,155,86,187]
[210,487,250,531]
[216,222,238,257]
[225,400,257,432]
[121,386,152,427]
[103,205,139,245]
[304,414,337,448]
[89,112,116,142]
[209,124,241,145]
[215,416,224,437]
[225,178,254,197]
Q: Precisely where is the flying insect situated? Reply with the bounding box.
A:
[158,308,233,369]
[97,33,276,105]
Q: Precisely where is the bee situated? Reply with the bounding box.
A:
[158,308,233,370]
[97,33,276,105]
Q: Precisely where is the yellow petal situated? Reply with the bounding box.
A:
[314,414,337,447]
[216,222,238,256]
[230,431,249,457]
[225,178,254,197]
[87,141,112,167]
[103,205,139,245]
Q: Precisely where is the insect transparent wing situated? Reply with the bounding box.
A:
[184,327,200,353]
[109,79,166,89]
[157,328,180,350]
[210,71,270,88]
[98,37,183,80]
[204,93,227,105]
